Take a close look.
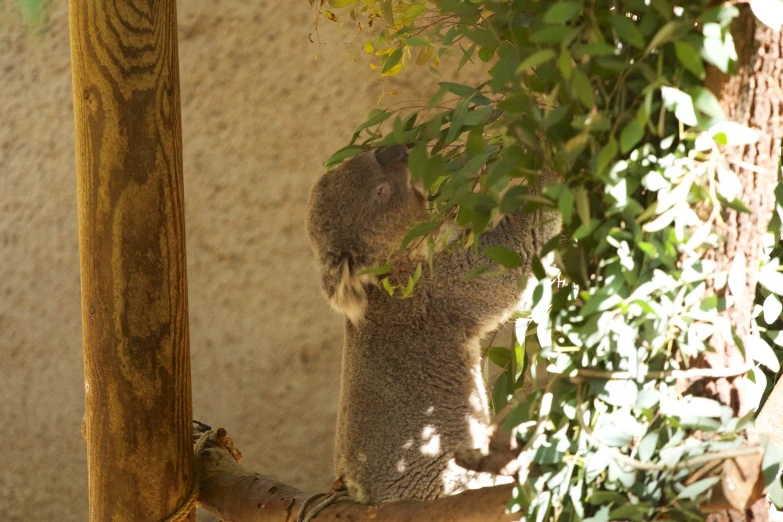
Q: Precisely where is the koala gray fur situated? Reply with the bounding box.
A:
[305,145,560,503]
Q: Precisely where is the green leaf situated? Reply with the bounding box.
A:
[380,0,395,26]
[492,373,509,412]
[463,106,495,126]
[458,43,477,70]
[677,477,720,500]
[531,26,579,44]
[728,252,747,298]
[408,143,428,183]
[327,0,356,7]
[701,23,736,73]
[517,49,557,74]
[620,119,644,153]
[405,36,430,46]
[438,81,478,98]
[709,122,760,146]
[478,46,496,62]
[759,268,783,295]
[325,146,364,167]
[382,47,403,74]
[359,263,392,275]
[675,41,706,79]
[571,69,594,108]
[484,246,523,269]
[402,262,423,298]
[423,155,447,191]
[531,279,552,324]
[558,48,573,80]
[381,276,394,296]
[402,3,427,22]
[690,87,726,120]
[543,2,582,24]
[487,346,511,367]
[610,14,645,49]
[445,100,469,144]
[643,207,678,232]
[661,86,698,126]
[356,109,393,132]
[764,294,783,325]
[542,105,569,130]
[573,186,590,226]
[596,138,618,175]
[584,506,610,522]
[593,379,638,407]
[638,432,659,462]
[593,410,645,447]
[466,126,485,157]
[578,43,617,57]
[464,264,492,281]
[645,21,682,53]
[747,336,781,372]
[763,443,783,490]
[558,185,575,224]
[401,220,440,250]
[767,474,783,509]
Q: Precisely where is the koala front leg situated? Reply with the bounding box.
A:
[419,207,558,331]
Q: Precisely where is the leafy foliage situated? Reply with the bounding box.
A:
[311,0,783,519]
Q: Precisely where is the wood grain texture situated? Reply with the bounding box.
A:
[68,1,194,520]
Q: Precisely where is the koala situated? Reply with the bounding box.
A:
[305,144,560,503]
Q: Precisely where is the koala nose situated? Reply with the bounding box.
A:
[374,145,409,168]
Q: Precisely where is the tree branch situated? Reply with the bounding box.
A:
[196,434,517,522]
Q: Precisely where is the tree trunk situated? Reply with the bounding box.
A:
[701,7,783,522]
[68,1,194,520]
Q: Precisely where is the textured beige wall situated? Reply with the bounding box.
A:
[0,2,480,520]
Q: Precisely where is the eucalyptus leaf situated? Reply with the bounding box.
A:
[747,335,780,372]
[763,294,782,325]
[675,41,705,79]
[610,14,645,49]
[728,252,747,299]
[661,86,698,126]
[677,477,720,500]
[543,2,582,24]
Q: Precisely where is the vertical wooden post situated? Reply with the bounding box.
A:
[68,1,194,520]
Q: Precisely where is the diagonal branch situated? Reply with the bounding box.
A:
[196,433,517,522]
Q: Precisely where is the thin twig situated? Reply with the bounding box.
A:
[552,361,753,382]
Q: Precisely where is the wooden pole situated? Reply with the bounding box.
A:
[68,1,194,520]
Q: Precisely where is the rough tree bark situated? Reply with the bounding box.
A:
[195,430,517,522]
[68,1,194,520]
[701,6,783,522]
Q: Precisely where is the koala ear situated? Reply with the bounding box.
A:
[374,145,409,168]
[321,253,368,324]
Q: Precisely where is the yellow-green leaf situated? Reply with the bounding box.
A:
[328,0,356,7]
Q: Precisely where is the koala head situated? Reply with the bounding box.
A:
[306,145,428,323]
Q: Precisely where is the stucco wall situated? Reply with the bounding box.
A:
[0,1,480,519]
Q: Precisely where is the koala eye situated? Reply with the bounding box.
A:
[373,181,391,202]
